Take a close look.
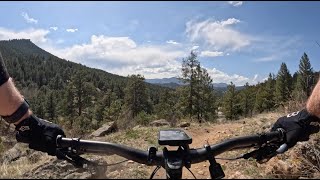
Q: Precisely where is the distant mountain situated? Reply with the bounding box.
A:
[145,77,230,88]
[145,77,244,97]
[212,83,229,88]
[145,77,184,85]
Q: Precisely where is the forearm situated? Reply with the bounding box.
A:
[306,78,320,118]
[0,53,32,125]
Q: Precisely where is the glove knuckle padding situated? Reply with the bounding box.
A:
[15,115,65,156]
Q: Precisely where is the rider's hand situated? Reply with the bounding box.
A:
[15,115,66,156]
[271,109,320,148]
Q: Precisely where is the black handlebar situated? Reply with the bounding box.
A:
[56,128,286,166]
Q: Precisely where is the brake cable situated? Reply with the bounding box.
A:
[149,166,161,179]
[186,167,197,179]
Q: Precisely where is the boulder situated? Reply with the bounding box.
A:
[90,122,117,137]
[149,119,170,127]
[23,157,107,179]
[1,143,29,163]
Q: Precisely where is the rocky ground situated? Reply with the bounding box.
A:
[1,112,320,179]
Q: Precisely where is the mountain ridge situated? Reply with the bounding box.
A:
[145,77,239,88]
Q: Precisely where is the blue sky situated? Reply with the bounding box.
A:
[0,1,319,86]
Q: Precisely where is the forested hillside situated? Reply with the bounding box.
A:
[0,39,173,134]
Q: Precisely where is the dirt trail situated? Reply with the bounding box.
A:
[150,121,256,179]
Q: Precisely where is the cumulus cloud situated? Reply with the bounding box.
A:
[200,50,224,57]
[47,35,186,79]
[228,1,243,7]
[66,28,78,33]
[207,67,260,86]
[186,18,251,51]
[21,12,38,24]
[0,27,49,44]
[50,27,58,31]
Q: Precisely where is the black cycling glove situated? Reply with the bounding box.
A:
[15,115,66,156]
[271,109,320,148]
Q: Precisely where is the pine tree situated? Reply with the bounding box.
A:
[196,66,217,122]
[240,82,256,117]
[275,62,292,106]
[254,84,269,113]
[124,74,150,118]
[179,51,217,122]
[264,73,276,111]
[180,51,200,118]
[60,82,76,126]
[155,89,178,120]
[70,70,95,116]
[222,82,241,120]
[294,52,314,100]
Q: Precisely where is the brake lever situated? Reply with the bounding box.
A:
[243,128,288,164]
[56,147,91,168]
[242,143,279,163]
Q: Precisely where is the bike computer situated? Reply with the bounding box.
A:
[158,129,192,146]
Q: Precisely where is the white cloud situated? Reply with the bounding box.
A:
[66,28,78,33]
[191,45,199,50]
[186,18,251,51]
[47,35,186,79]
[207,67,260,86]
[253,74,258,82]
[166,40,180,45]
[228,1,243,7]
[200,50,224,57]
[50,27,58,31]
[21,12,38,24]
[250,36,302,63]
[221,18,241,26]
[0,27,49,44]
[255,54,279,62]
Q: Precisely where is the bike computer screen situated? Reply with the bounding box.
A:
[158,129,192,146]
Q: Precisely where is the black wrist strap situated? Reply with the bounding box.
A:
[2,99,30,124]
[0,71,9,87]
[0,52,10,87]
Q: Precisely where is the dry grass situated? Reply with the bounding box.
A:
[0,152,53,178]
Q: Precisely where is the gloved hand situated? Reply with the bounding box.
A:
[15,115,66,156]
[271,109,320,148]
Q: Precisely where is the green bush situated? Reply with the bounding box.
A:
[135,111,153,126]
